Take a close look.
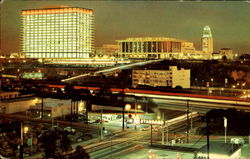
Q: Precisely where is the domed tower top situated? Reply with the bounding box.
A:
[202,25,212,38]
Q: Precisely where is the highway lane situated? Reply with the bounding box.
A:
[62,60,161,82]
[153,97,250,112]
[46,81,250,111]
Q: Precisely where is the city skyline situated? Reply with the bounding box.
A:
[1,1,250,55]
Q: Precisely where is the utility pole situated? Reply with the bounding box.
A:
[101,109,104,140]
[70,100,73,131]
[186,100,189,143]
[191,107,193,130]
[41,94,44,119]
[166,121,169,145]
[206,118,210,159]
[20,121,24,159]
[151,124,153,146]
[122,104,125,131]
[161,126,165,145]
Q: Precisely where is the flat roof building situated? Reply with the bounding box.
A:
[117,37,210,60]
[194,142,242,159]
[117,37,183,59]
[21,7,94,59]
[132,66,190,89]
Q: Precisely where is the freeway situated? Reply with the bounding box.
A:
[61,59,161,82]
[45,83,250,111]
[123,89,250,112]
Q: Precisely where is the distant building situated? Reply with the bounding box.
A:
[0,97,36,114]
[29,98,86,118]
[117,37,182,59]
[117,36,212,60]
[95,44,118,57]
[220,48,234,59]
[21,7,94,59]
[132,66,190,88]
[201,26,213,56]
[0,91,20,100]
[194,142,242,159]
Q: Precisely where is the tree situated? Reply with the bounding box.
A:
[60,133,72,153]
[64,84,74,98]
[222,55,227,62]
[42,131,57,158]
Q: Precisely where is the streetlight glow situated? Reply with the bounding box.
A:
[24,126,29,134]
[137,105,141,109]
[125,104,131,110]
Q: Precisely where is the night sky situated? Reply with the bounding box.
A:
[1,0,250,55]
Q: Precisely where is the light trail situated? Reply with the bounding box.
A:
[44,84,250,111]
[61,59,161,82]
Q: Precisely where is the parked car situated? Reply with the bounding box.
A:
[63,127,76,134]
[230,138,245,144]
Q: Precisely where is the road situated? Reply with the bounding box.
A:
[62,59,161,82]
[45,82,250,111]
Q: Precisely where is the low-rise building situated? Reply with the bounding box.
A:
[194,142,242,159]
[132,66,190,88]
[0,91,20,100]
[117,37,182,59]
[0,97,37,114]
[220,48,234,59]
[117,37,210,60]
[95,44,118,57]
[29,98,86,118]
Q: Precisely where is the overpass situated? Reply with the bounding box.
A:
[61,60,161,82]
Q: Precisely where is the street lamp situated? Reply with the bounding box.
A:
[220,88,224,95]
[125,104,131,129]
[208,90,212,95]
[125,104,131,114]
[24,126,29,134]
[20,122,29,159]
[242,83,246,89]
[211,78,214,87]
[134,104,141,116]
[224,117,227,143]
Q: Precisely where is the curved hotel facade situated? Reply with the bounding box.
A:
[21,7,94,59]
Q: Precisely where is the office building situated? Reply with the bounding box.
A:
[21,7,94,59]
[132,66,190,88]
[201,26,213,54]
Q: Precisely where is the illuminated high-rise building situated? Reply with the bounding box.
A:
[21,7,94,59]
[201,26,213,54]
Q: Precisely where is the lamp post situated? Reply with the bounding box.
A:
[224,117,227,143]
[125,104,131,129]
[134,104,141,130]
[20,122,29,159]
